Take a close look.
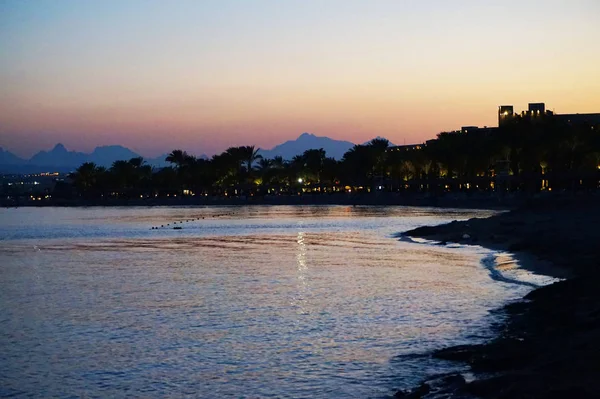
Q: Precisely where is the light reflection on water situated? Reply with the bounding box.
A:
[0,206,532,398]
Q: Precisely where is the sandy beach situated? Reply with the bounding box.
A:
[397,197,600,398]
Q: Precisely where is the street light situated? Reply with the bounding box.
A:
[298,178,303,183]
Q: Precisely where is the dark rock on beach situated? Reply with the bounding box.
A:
[394,373,469,398]
[399,198,600,398]
[394,382,430,398]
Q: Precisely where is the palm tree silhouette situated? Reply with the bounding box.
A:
[240,145,262,173]
[70,162,105,197]
[166,150,190,169]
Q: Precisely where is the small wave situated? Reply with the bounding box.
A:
[479,253,539,288]
[398,234,540,288]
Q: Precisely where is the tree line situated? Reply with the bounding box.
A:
[68,114,600,199]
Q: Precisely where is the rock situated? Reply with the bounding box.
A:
[404,203,600,399]
[429,374,467,396]
[434,344,481,362]
[395,374,467,399]
[394,383,430,398]
[438,373,466,388]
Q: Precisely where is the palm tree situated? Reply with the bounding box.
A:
[128,156,144,168]
[152,166,179,196]
[239,145,262,173]
[367,138,390,152]
[70,162,105,197]
[256,158,272,173]
[341,145,373,187]
[320,157,340,187]
[212,151,241,186]
[166,150,190,169]
[130,157,153,193]
[109,160,134,194]
[267,156,289,187]
[303,149,327,183]
[187,158,215,194]
[400,160,416,182]
[166,150,199,193]
[271,156,286,169]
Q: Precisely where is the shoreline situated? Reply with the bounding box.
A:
[394,200,600,398]
[1,194,512,210]
[399,234,570,282]
[7,192,597,210]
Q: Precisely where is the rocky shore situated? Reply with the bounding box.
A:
[396,198,600,399]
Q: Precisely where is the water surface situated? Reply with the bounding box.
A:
[0,206,540,398]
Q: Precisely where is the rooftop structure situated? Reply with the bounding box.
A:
[528,103,546,114]
[498,105,514,126]
[497,102,599,127]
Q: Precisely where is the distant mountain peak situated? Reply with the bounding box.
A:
[52,143,67,152]
[259,133,355,160]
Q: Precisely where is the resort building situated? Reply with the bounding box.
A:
[498,102,600,126]
[556,113,600,125]
[386,144,423,153]
[460,126,497,136]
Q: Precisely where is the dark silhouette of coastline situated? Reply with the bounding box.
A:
[3,106,599,205]
[396,198,600,398]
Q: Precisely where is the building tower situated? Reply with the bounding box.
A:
[498,105,514,126]
[528,103,546,116]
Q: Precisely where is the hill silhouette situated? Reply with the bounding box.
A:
[0,147,26,166]
[0,144,172,173]
[1,133,395,173]
[258,132,354,160]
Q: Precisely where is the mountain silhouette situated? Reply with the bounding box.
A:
[1,134,389,173]
[0,144,175,173]
[0,147,27,166]
[28,143,88,168]
[88,145,140,166]
[259,132,355,160]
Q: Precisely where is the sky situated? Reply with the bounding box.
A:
[1,0,599,158]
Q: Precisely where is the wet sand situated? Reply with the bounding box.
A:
[397,198,600,398]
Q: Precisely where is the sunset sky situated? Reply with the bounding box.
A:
[1,0,599,158]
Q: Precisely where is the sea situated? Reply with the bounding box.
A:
[0,205,555,398]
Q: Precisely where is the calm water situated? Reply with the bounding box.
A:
[0,206,551,398]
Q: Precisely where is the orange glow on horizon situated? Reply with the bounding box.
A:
[1,1,600,157]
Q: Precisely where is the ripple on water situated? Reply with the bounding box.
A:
[0,206,533,398]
